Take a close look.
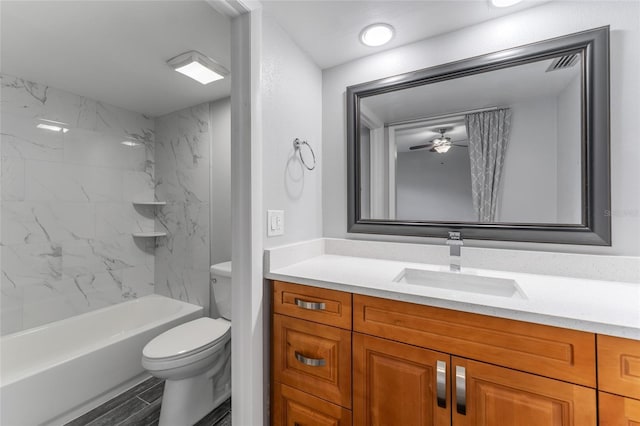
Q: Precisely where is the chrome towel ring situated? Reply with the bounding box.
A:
[293,138,316,171]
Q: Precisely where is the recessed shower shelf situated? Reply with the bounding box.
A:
[132,201,167,206]
[132,232,167,238]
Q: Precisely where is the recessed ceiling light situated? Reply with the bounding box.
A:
[360,23,395,47]
[166,50,229,85]
[490,0,523,7]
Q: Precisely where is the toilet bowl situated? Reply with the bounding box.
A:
[142,261,232,426]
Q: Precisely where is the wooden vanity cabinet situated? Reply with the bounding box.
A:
[272,281,353,426]
[597,335,640,425]
[271,281,636,426]
[352,294,597,426]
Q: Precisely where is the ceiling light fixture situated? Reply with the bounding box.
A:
[360,23,395,47]
[434,144,452,154]
[166,50,229,85]
[490,0,523,7]
[36,119,69,133]
[432,129,453,154]
[121,140,143,147]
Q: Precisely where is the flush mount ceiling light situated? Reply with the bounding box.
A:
[360,23,395,47]
[166,50,229,85]
[36,119,69,133]
[490,0,523,7]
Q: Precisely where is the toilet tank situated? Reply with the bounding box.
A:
[210,261,232,320]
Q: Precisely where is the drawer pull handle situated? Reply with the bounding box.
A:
[295,352,326,367]
[436,360,447,409]
[295,298,326,311]
[456,365,466,415]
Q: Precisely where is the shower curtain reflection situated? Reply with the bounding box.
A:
[465,108,512,223]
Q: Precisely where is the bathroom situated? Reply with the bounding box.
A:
[1,1,232,424]
[2,0,640,425]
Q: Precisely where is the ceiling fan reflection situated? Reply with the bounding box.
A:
[409,128,468,153]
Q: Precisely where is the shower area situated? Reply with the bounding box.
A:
[1,83,230,332]
[1,1,232,423]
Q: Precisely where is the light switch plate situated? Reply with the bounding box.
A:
[267,210,284,237]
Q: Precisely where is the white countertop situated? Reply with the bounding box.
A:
[264,239,640,339]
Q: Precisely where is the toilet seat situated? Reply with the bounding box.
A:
[143,318,230,366]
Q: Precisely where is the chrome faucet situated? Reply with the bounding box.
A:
[446,232,463,272]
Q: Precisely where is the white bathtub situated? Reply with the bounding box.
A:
[0,294,203,426]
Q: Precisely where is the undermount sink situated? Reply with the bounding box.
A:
[393,268,525,298]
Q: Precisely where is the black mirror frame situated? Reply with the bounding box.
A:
[347,26,610,245]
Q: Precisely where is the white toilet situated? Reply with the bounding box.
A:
[142,261,232,426]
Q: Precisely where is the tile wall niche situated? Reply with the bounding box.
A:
[0,74,156,335]
[154,102,212,314]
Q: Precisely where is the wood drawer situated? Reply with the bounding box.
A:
[598,334,640,399]
[273,314,352,408]
[272,383,352,426]
[353,295,596,387]
[598,392,640,425]
[274,281,352,329]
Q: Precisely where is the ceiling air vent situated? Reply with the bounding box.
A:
[546,54,579,72]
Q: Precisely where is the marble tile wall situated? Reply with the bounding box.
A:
[1,74,156,335]
[154,102,211,313]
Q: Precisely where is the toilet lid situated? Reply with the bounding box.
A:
[143,317,230,360]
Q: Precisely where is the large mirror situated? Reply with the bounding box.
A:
[347,27,610,245]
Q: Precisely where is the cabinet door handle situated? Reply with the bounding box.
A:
[294,298,326,311]
[455,365,466,415]
[295,352,326,367]
[436,360,447,408]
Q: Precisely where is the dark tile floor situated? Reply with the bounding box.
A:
[64,377,231,426]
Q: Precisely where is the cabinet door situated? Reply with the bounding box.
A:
[353,333,451,426]
[599,392,640,426]
[598,334,640,400]
[451,357,596,426]
[272,383,352,426]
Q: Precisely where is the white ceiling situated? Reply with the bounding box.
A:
[1,0,549,117]
[1,1,231,117]
[261,0,549,70]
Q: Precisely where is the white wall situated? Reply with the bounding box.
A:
[322,1,640,255]
[498,97,559,223]
[556,74,582,224]
[396,148,475,221]
[210,97,232,265]
[262,13,323,248]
